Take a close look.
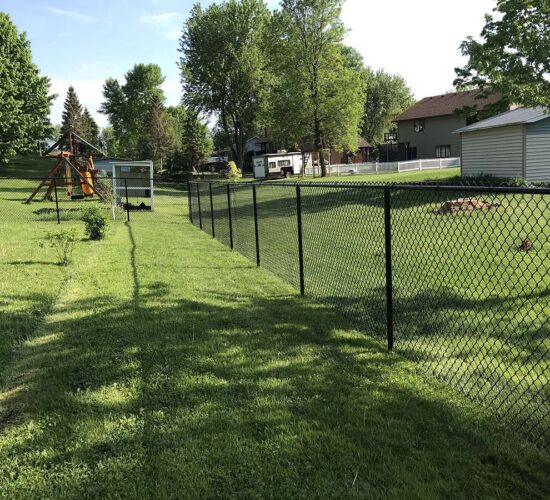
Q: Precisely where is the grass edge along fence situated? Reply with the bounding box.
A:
[188,179,550,450]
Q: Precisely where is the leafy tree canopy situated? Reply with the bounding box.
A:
[362,68,414,145]
[179,0,271,169]
[100,63,166,159]
[181,111,213,171]
[268,0,365,175]
[455,0,550,108]
[0,12,54,163]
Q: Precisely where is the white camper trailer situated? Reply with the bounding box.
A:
[253,152,312,179]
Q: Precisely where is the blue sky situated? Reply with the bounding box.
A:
[0,0,495,127]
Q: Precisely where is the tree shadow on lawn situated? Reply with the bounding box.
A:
[0,232,548,497]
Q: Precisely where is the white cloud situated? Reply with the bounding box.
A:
[162,78,181,104]
[139,12,182,26]
[164,29,181,40]
[341,0,495,99]
[48,6,94,22]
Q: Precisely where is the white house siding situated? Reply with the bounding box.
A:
[525,118,550,181]
[461,125,524,178]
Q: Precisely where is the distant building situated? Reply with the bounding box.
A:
[455,107,550,182]
[394,89,503,160]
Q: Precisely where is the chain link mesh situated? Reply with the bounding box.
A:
[188,180,549,449]
[1,176,548,448]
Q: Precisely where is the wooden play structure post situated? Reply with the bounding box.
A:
[26,130,107,204]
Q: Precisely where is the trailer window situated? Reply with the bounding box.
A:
[269,162,276,169]
[278,160,291,167]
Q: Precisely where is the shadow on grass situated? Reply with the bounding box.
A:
[6,260,60,266]
[0,225,548,497]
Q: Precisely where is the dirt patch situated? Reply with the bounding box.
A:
[435,197,500,215]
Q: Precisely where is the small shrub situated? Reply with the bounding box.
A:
[82,205,108,240]
[226,161,242,181]
[40,229,78,266]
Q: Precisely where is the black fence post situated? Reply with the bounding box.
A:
[209,182,215,238]
[187,180,193,224]
[384,187,394,351]
[197,183,203,230]
[227,183,234,249]
[253,184,260,267]
[124,178,130,222]
[296,185,305,296]
[53,177,61,224]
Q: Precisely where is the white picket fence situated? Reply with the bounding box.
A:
[303,157,461,177]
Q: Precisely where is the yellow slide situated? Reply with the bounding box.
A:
[81,171,94,196]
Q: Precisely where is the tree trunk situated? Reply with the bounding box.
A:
[314,112,326,177]
[311,63,327,177]
[221,108,238,167]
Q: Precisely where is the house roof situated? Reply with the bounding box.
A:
[395,89,502,122]
[358,136,371,148]
[454,107,549,134]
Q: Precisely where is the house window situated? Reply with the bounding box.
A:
[414,119,425,133]
[278,160,291,167]
[435,145,451,158]
[268,162,276,169]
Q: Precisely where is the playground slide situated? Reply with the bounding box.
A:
[81,171,94,196]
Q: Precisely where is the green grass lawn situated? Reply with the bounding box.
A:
[198,178,550,447]
[282,167,462,183]
[0,153,56,178]
[194,166,462,184]
[0,157,549,497]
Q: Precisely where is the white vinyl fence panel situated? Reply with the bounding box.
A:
[304,157,461,177]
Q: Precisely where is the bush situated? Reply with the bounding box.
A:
[226,161,242,181]
[41,229,78,266]
[82,205,108,240]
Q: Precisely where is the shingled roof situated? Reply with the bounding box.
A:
[395,89,502,122]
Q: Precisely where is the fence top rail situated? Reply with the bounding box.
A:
[188,180,550,195]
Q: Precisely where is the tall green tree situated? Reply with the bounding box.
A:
[61,86,84,136]
[100,64,167,159]
[0,13,54,163]
[270,0,365,176]
[362,69,414,145]
[181,111,213,171]
[179,0,271,170]
[145,97,177,170]
[455,0,550,107]
[80,108,100,146]
[99,126,120,157]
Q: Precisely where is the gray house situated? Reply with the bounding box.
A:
[455,107,550,182]
[394,90,502,160]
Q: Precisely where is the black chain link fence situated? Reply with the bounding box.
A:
[1,175,548,448]
[189,180,549,449]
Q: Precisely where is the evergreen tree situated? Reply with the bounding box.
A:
[81,108,100,146]
[0,13,54,163]
[61,86,84,137]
